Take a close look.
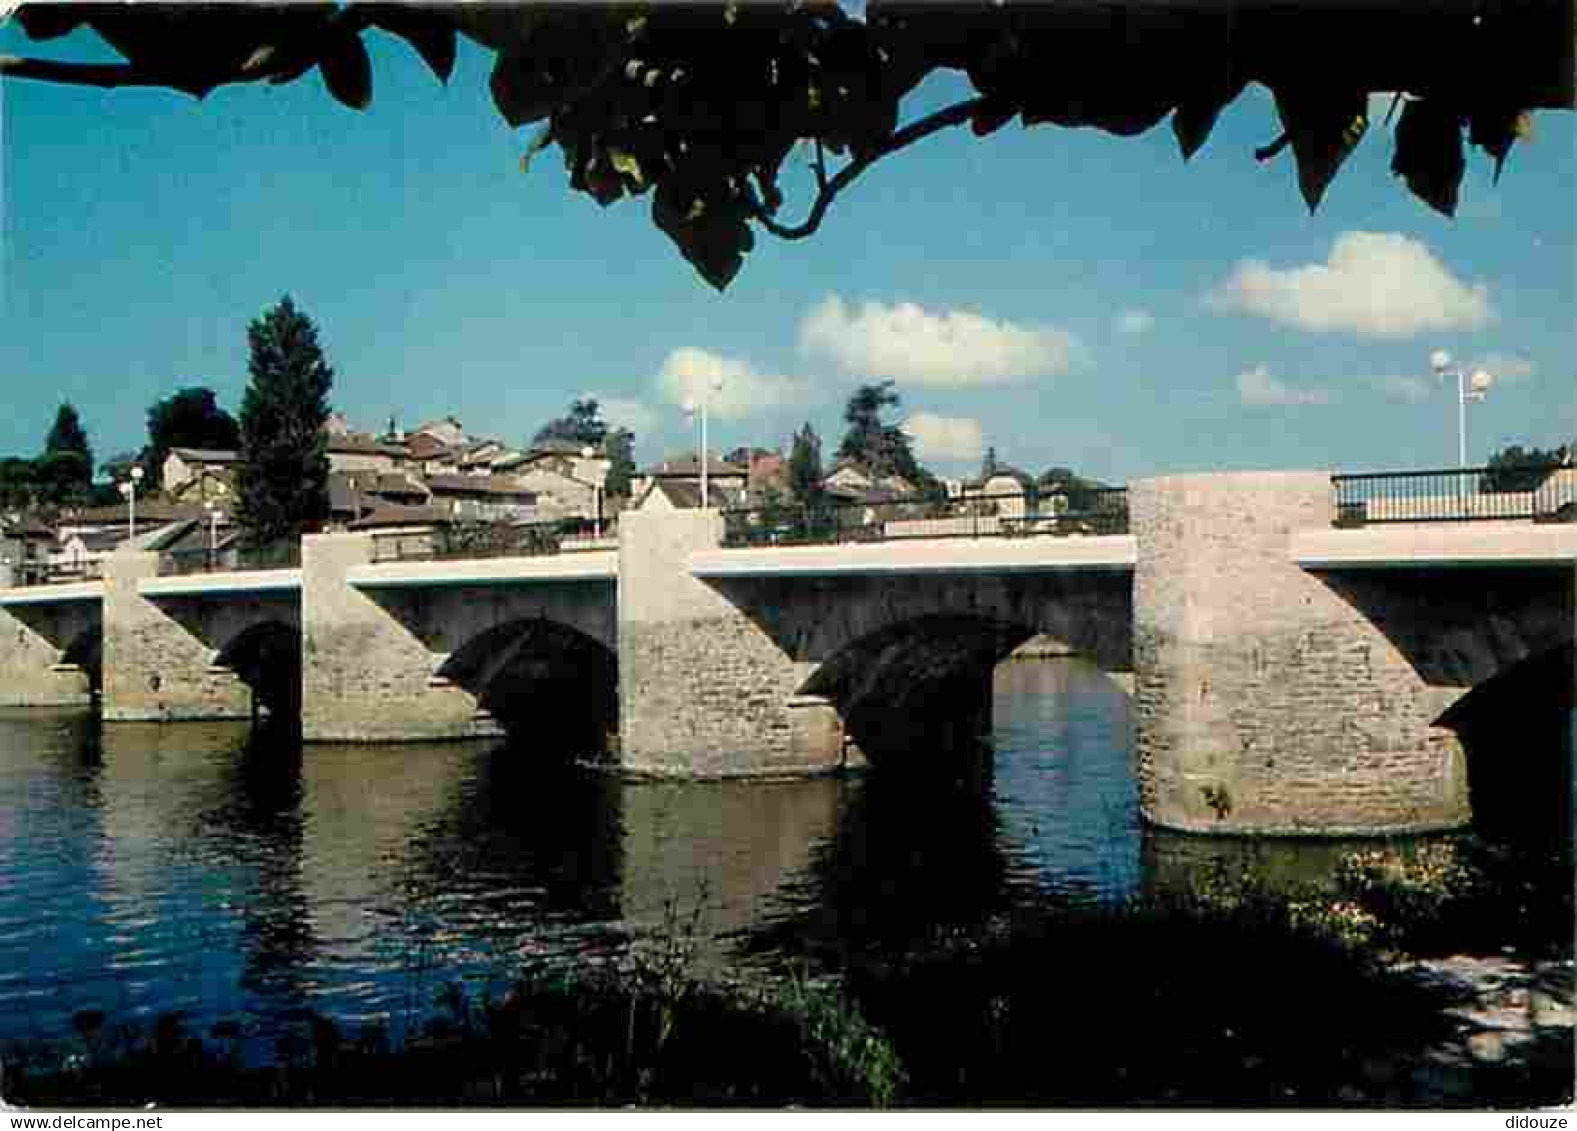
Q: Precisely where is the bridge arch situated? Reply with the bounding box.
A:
[213,620,303,721]
[1434,643,1574,848]
[1314,565,1573,719]
[434,617,618,758]
[713,569,1134,770]
[60,625,103,697]
[796,613,1038,766]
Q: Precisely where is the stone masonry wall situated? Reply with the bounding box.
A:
[618,509,837,777]
[1130,472,1470,835]
[301,534,485,742]
[101,552,253,722]
[300,534,618,743]
[0,599,98,706]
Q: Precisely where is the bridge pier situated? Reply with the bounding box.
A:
[300,532,499,742]
[101,551,253,722]
[617,509,846,776]
[1129,472,1470,836]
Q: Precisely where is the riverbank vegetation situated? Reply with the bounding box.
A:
[3,840,1569,1109]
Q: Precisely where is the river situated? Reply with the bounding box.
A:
[0,659,1546,1055]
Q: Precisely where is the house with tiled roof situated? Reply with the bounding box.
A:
[163,447,241,494]
[325,430,409,474]
[166,464,237,510]
[327,470,431,525]
[424,474,540,523]
[0,514,54,587]
[632,453,748,507]
[634,478,737,513]
[410,416,468,447]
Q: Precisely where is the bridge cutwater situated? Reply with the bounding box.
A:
[2,470,1572,838]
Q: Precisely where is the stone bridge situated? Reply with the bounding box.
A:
[1,471,1570,838]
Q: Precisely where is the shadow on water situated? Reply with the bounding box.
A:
[400,735,627,929]
[737,759,1015,966]
[734,659,1136,966]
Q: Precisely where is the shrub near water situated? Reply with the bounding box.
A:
[2,943,903,1107]
[1333,839,1574,958]
[823,900,1462,1107]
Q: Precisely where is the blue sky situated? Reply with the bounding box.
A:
[2,21,1573,485]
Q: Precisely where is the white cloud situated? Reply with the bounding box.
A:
[1373,374,1433,403]
[1236,365,1331,407]
[655,347,812,421]
[1115,309,1154,336]
[589,394,659,436]
[902,413,984,463]
[798,295,1082,387]
[1207,231,1494,338]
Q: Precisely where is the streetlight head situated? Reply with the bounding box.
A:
[581,445,596,460]
[130,466,144,482]
[117,483,131,499]
[1429,349,1452,374]
[1469,369,1494,396]
[680,397,697,415]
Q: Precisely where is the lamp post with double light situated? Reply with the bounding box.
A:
[1430,350,1494,468]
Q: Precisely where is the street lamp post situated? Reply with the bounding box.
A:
[205,503,220,570]
[118,465,145,540]
[682,376,724,508]
[1430,350,1494,468]
[580,445,604,538]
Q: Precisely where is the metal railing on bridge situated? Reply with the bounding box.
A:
[2,560,98,588]
[721,488,1129,548]
[1331,465,1577,526]
[368,520,609,564]
[159,542,302,576]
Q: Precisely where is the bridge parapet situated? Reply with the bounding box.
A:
[721,488,1128,548]
[1332,465,1577,526]
[365,520,609,564]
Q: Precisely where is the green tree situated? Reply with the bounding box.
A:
[38,403,93,506]
[234,296,334,548]
[0,457,38,509]
[836,382,899,470]
[787,422,824,507]
[604,427,636,499]
[45,403,92,463]
[6,6,1565,290]
[1481,443,1567,493]
[143,386,242,490]
[533,397,608,449]
[835,381,938,493]
[1040,466,1115,513]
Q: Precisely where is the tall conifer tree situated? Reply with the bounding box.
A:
[235,296,334,548]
